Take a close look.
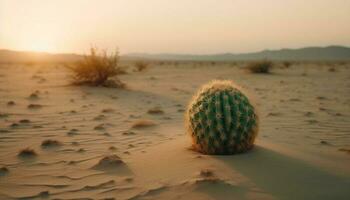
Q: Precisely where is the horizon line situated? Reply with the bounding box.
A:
[1,44,349,56]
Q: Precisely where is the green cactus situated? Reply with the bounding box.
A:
[186,80,259,155]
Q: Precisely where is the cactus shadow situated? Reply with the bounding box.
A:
[214,146,350,200]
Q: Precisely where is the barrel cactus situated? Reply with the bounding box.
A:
[186,80,259,155]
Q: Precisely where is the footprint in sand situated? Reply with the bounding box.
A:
[316,96,327,100]
[9,122,19,128]
[338,148,350,154]
[18,148,37,159]
[147,107,164,114]
[67,129,79,136]
[109,146,117,151]
[319,107,327,111]
[94,124,106,131]
[177,108,185,112]
[77,148,85,153]
[29,92,39,100]
[123,131,136,136]
[320,140,331,145]
[102,108,115,113]
[124,177,133,182]
[19,119,31,124]
[27,104,42,109]
[41,139,62,149]
[103,132,111,136]
[0,167,9,176]
[7,101,15,106]
[94,114,106,121]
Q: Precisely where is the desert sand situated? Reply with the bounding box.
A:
[0,62,350,200]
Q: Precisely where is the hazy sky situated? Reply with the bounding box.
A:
[1,0,350,54]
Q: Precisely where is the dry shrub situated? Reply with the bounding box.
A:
[68,47,125,87]
[282,61,292,68]
[246,60,273,73]
[134,61,149,72]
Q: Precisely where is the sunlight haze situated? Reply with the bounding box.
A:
[1,0,350,54]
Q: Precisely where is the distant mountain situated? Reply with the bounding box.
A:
[1,45,350,64]
[0,49,82,64]
[126,46,350,61]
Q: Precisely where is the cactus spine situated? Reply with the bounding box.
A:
[186,80,259,155]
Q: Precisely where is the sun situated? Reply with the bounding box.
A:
[27,39,54,53]
[21,34,57,53]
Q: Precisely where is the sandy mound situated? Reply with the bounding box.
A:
[19,119,31,123]
[102,108,115,113]
[131,119,157,129]
[27,104,42,109]
[0,167,9,176]
[147,107,164,114]
[94,123,106,131]
[29,92,39,100]
[41,139,62,148]
[92,155,126,172]
[17,148,37,158]
[7,101,15,106]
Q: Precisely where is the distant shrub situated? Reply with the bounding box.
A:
[328,67,336,72]
[134,61,149,72]
[283,61,292,68]
[246,60,273,73]
[68,47,125,87]
[230,62,237,67]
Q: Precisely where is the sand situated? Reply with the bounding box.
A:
[0,62,350,200]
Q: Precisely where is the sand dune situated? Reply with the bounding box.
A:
[0,63,349,199]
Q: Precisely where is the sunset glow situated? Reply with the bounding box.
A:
[0,0,350,199]
[1,0,350,54]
